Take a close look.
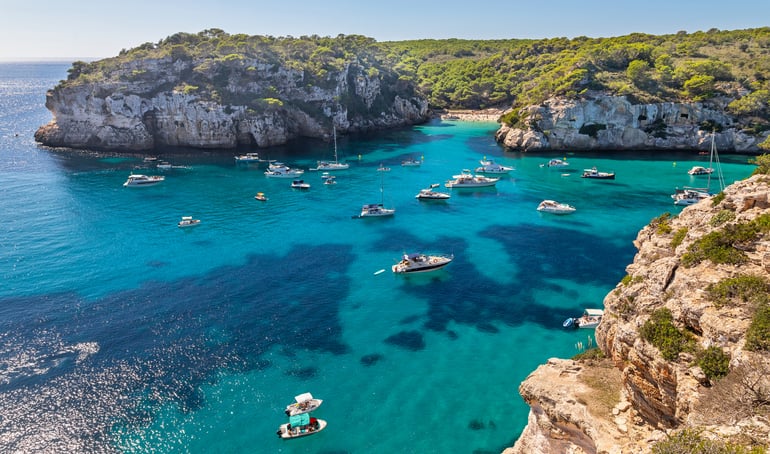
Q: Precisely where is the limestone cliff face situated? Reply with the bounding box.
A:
[507,175,770,453]
[35,56,429,151]
[495,94,767,153]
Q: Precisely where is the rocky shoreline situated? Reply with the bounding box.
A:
[436,108,506,122]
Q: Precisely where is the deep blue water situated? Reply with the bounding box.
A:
[0,62,756,453]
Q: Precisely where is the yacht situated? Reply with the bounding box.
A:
[581,167,615,179]
[415,184,450,200]
[314,128,349,170]
[563,309,604,329]
[235,152,260,163]
[359,203,395,217]
[265,162,305,178]
[688,165,714,176]
[672,187,710,206]
[475,159,514,174]
[392,253,453,274]
[123,174,165,187]
[401,158,422,167]
[536,199,576,214]
[444,170,498,188]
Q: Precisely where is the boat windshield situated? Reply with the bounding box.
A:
[289,413,310,426]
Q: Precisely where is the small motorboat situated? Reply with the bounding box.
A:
[688,165,714,176]
[323,175,337,185]
[377,163,391,172]
[581,167,615,179]
[156,161,173,170]
[254,192,268,201]
[537,200,576,214]
[563,309,604,329]
[392,253,454,274]
[476,159,514,174]
[544,158,569,168]
[401,158,422,167]
[415,184,450,200]
[359,203,395,217]
[284,392,323,416]
[123,174,165,187]
[291,179,311,189]
[265,162,304,178]
[177,216,201,228]
[276,415,327,439]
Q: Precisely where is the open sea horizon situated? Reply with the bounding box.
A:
[0,62,757,453]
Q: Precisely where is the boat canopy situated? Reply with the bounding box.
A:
[294,392,313,403]
[584,308,604,316]
[289,413,310,427]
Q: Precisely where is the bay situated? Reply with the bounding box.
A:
[0,62,756,453]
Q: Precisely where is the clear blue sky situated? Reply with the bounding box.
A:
[2,0,769,61]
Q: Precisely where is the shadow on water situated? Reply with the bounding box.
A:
[0,243,354,450]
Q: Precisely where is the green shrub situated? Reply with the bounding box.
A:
[750,154,770,175]
[641,308,691,361]
[711,191,726,206]
[746,303,770,351]
[710,209,735,226]
[652,429,763,453]
[671,227,688,249]
[680,214,770,267]
[706,274,770,308]
[651,212,673,235]
[572,347,605,361]
[697,346,730,381]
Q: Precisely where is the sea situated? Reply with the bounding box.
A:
[0,62,757,453]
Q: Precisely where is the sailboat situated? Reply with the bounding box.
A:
[358,171,395,218]
[314,128,349,171]
[672,132,725,206]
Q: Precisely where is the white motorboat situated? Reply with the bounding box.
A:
[314,128,349,170]
[688,165,714,176]
[265,162,305,178]
[401,158,422,167]
[536,199,576,214]
[284,392,323,416]
[581,167,615,179]
[276,415,327,439]
[444,170,498,188]
[415,184,450,200]
[323,175,337,185]
[254,192,268,201]
[392,253,453,274]
[156,161,172,170]
[544,158,569,168]
[123,174,165,187]
[177,216,201,228]
[291,179,310,189]
[672,187,710,206]
[377,163,391,172]
[475,159,514,174]
[235,152,260,163]
[563,309,604,329]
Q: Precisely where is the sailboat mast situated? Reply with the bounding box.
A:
[333,127,338,164]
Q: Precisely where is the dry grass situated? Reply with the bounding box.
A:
[577,358,623,418]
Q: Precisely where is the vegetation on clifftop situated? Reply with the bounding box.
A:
[61,28,770,137]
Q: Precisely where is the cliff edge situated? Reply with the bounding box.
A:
[507,173,770,453]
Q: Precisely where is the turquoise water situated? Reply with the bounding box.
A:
[0,63,757,453]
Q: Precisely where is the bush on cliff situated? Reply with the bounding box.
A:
[641,308,694,361]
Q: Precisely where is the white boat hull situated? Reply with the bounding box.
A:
[277,419,327,439]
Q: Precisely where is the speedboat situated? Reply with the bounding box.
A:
[156,161,173,170]
[392,253,453,274]
[444,170,498,188]
[688,165,714,175]
[359,203,395,217]
[291,179,310,189]
[672,187,710,206]
[235,152,260,163]
[415,184,450,200]
[476,159,514,174]
[581,167,615,179]
[265,162,304,178]
[544,158,569,168]
[123,174,165,187]
[254,192,268,201]
[177,216,201,228]
[537,200,576,214]
[401,158,422,167]
[563,309,604,329]
[323,175,337,185]
[276,414,327,439]
[377,163,391,172]
[284,392,323,416]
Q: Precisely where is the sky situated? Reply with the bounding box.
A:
[2,0,769,61]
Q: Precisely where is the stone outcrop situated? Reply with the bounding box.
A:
[35,56,429,151]
[508,175,770,453]
[495,94,768,153]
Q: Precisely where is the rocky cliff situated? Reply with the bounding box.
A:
[35,38,429,151]
[495,93,768,153]
[506,174,770,453]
